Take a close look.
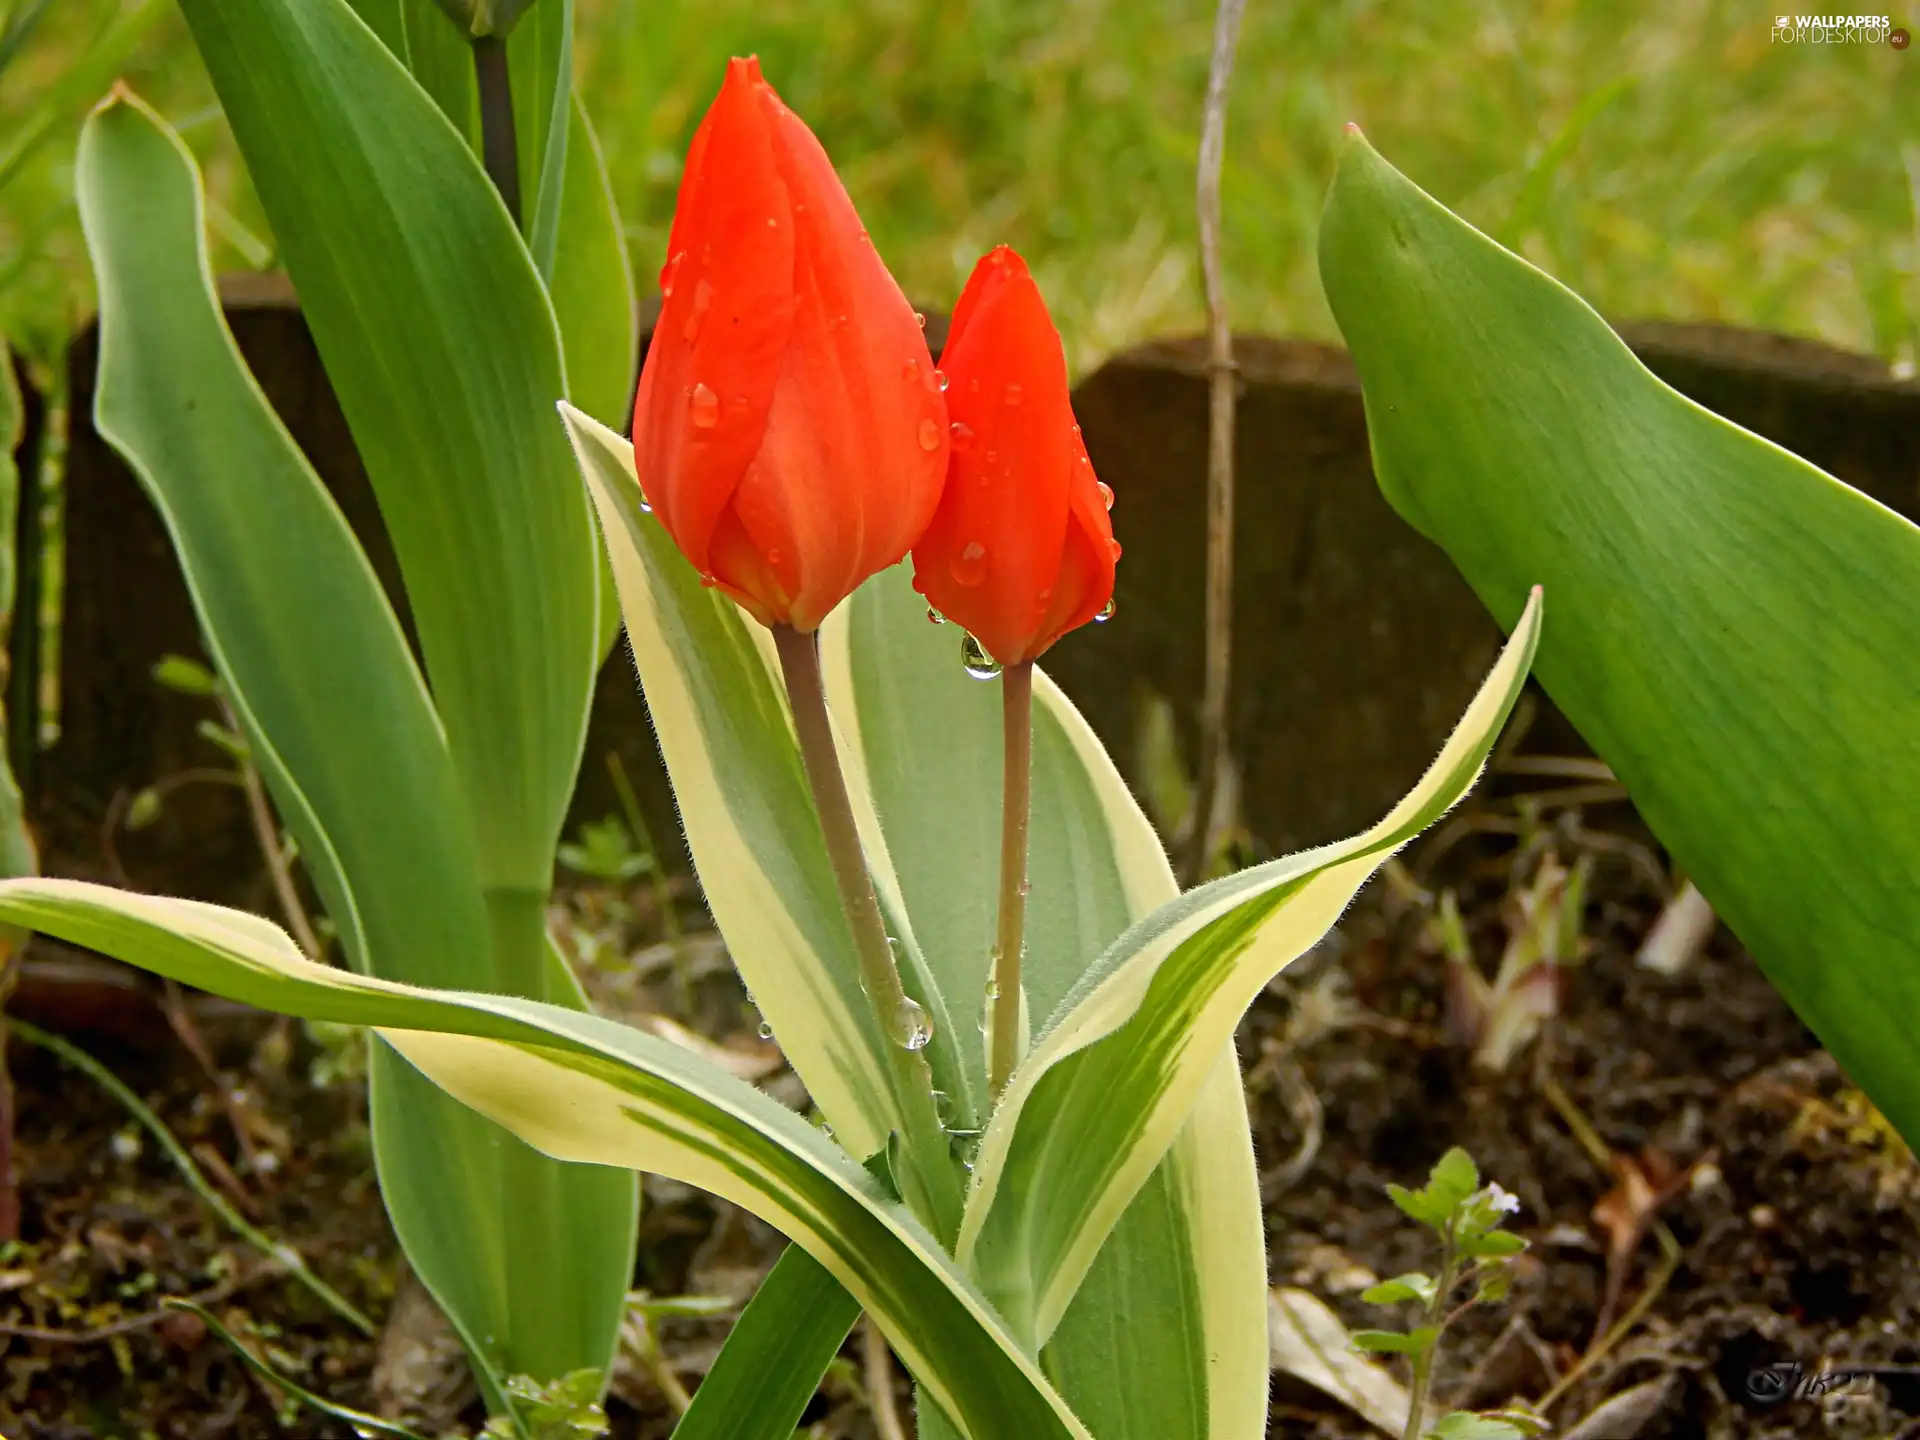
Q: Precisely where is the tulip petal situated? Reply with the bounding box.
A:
[726,89,945,630]
[634,57,795,578]
[1031,431,1118,655]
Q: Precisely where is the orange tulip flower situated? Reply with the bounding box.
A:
[911,247,1118,666]
[633,58,948,631]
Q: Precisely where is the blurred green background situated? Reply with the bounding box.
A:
[0,0,1914,378]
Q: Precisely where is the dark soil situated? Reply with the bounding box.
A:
[4,766,1916,1439]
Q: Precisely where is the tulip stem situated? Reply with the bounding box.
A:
[1185,0,1247,888]
[771,624,963,1240]
[988,661,1033,1101]
[472,34,522,228]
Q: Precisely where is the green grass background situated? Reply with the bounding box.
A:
[1,0,1915,376]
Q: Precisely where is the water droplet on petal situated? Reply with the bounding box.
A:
[918,417,942,451]
[767,216,779,228]
[969,377,981,394]
[1097,481,1115,510]
[1094,597,1117,622]
[682,278,713,343]
[934,368,950,392]
[700,572,719,589]
[757,1020,774,1040]
[1109,538,1123,560]
[927,605,947,625]
[915,311,928,329]
[949,420,974,452]
[984,449,999,466]
[659,250,684,297]
[902,357,919,381]
[689,382,719,429]
[1003,383,1023,406]
[766,547,783,567]
[951,540,987,587]
[891,994,934,1050]
[961,633,1002,679]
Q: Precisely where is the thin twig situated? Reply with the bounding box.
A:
[988,661,1033,1099]
[161,975,269,1189]
[0,1270,256,1343]
[219,697,323,962]
[1184,0,1248,888]
[864,1313,908,1440]
[7,1018,374,1336]
[473,34,521,227]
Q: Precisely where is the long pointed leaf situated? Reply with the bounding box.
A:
[0,879,1092,1440]
[960,591,1541,1347]
[1317,132,1920,1148]
[76,90,634,1398]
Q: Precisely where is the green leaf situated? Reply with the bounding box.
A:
[1384,1183,1451,1229]
[152,653,219,698]
[824,565,1269,1439]
[670,1246,860,1440]
[0,878,1094,1440]
[399,0,478,142]
[1318,132,1920,1149]
[1362,1274,1439,1307]
[959,593,1540,1350]
[78,84,633,1404]
[178,0,602,917]
[1426,1412,1529,1440]
[1350,1328,1437,1356]
[0,354,35,880]
[559,404,962,1241]
[1459,1230,1526,1259]
[1428,1148,1479,1208]
[507,0,570,277]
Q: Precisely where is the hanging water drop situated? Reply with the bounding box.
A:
[918,418,942,451]
[688,382,720,429]
[638,492,654,515]
[934,368,950,392]
[949,420,974,452]
[1094,597,1117,622]
[961,633,1002,679]
[1097,480,1115,510]
[757,1020,774,1040]
[1109,538,1123,560]
[891,994,934,1051]
[914,311,928,329]
[984,977,1000,1002]
[927,605,947,625]
[821,1123,834,1139]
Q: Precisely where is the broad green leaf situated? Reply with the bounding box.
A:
[824,566,1269,1439]
[177,0,601,924]
[0,878,1092,1440]
[508,0,570,277]
[1351,1328,1436,1356]
[342,0,407,53]
[76,91,634,1401]
[549,95,634,661]
[1362,1275,1439,1307]
[1317,133,1920,1149]
[669,1246,859,1440]
[559,405,963,1241]
[961,592,1541,1348]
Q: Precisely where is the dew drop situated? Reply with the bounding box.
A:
[767,216,779,228]
[891,994,934,1050]
[821,1123,833,1139]
[682,278,713,343]
[949,420,975,452]
[961,633,1002,679]
[638,491,654,515]
[1003,383,1023,406]
[918,417,942,451]
[969,377,981,394]
[934,368,950,392]
[927,605,947,625]
[950,540,987,587]
[915,311,928,329]
[1098,481,1115,510]
[659,250,684,297]
[1094,597,1117,622]
[984,449,999,467]
[766,547,784,567]
[757,1020,774,1040]
[1109,538,1124,560]
[984,977,1000,1002]
[902,357,919,382]
[689,382,720,429]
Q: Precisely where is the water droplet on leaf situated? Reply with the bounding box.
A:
[950,540,987,587]
[961,633,1001,679]
[757,1021,774,1040]
[927,605,947,624]
[949,420,974,451]
[891,995,934,1050]
[689,382,719,429]
[918,418,942,451]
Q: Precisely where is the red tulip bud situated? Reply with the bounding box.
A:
[633,58,948,631]
[912,247,1118,665]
